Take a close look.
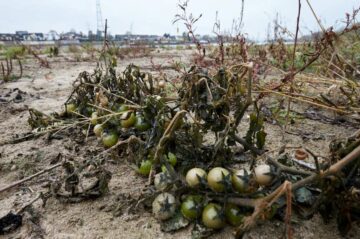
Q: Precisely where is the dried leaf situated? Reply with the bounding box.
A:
[160,211,189,232]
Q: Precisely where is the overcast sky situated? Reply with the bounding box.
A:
[0,0,359,40]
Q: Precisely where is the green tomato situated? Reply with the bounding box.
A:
[185,168,207,188]
[202,203,225,229]
[180,195,203,220]
[121,112,136,128]
[207,167,230,192]
[93,124,104,137]
[167,152,177,166]
[231,169,250,193]
[137,160,153,176]
[135,115,151,131]
[90,112,98,125]
[66,103,76,113]
[225,203,244,226]
[117,104,129,112]
[101,131,118,148]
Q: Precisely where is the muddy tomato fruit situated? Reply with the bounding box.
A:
[93,124,104,138]
[152,193,177,221]
[231,169,250,193]
[154,172,172,191]
[180,195,203,220]
[254,164,273,186]
[101,131,118,148]
[225,203,244,226]
[137,159,153,176]
[185,168,207,188]
[207,167,230,192]
[202,203,225,229]
[120,112,136,128]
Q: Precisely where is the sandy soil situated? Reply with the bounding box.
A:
[0,49,359,239]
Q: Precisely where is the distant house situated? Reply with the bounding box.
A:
[114,34,160,44]
[45,31,60,41]
[0,33,15,41]
[60,31,86,40]
[34,33,44,41]
[60,32,75,40]
[24,33,45,41]
[115,34,128,41]
[15,31,28,36]
[15,31,29,41]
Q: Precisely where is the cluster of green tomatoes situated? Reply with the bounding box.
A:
[152,164,274,229]
[69,103,152,148]
[66,101,275,230]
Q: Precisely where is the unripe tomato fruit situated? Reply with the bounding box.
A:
[90,112,98,125]
[185,168,207,188]
[152,193,177,220]
[180,195,203,220]
[207,167,230,192]
[231,169,249,193]
[121,112,136,128]
[225,203,244,226]
[137,159,153,176]
[254,164,273,186]
[66,103,76,113]
[117,104,129,112]
[93,124,104,137]
[101,131,118,148]
[202,203,225,229]
[134,115,151,131]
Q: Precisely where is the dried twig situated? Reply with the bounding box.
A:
[0,163,62,194]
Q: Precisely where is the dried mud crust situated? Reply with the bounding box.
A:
[0,53,359,239]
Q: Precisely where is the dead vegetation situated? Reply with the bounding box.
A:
[0,1,360,239]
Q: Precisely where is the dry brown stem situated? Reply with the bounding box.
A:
[0,163,62,194]
[153,110,187,164]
